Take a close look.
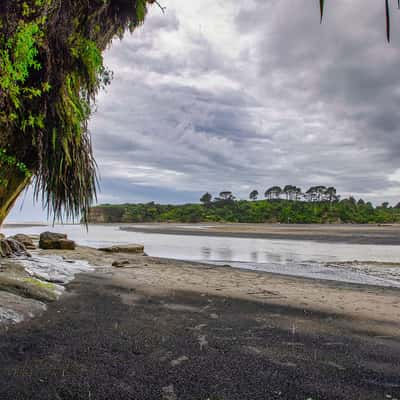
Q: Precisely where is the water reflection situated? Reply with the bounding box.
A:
[201,246,211,260]
[3,224,400,287]
[216,247,232,261]
[265,252,283,264]
[250,251,258,263]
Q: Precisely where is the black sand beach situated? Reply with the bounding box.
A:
[1,245,400,400]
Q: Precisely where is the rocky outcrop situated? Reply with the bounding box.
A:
[86,206,125,223]
[39,232,76,250]
[0,262,64,302]
[99,244,144,254]
[9,234,36,250]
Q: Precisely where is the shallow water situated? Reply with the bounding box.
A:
[3,224,400,288]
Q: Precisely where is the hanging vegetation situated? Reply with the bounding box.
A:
[0,0,153,224]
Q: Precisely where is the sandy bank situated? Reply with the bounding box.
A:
[121,222,400,245]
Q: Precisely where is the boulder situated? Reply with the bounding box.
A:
[0,233,5,240]
[99,244,144,254]
[40,231,67,241]
[9,234,36,250]
[39,232,75,250]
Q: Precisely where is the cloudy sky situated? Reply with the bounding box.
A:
[9,0,400,221]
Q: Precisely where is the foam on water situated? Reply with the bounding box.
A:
[220,260,400,288]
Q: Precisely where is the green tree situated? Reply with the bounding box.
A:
[264,187,273,200]
[218,191,235,201]
[265,186,282,200]
[325,187,338,203]
[306,187,317,202]
[294,187,303,201]
[283,185,298,201]
[249,190,259,201]
[200,192,212,205]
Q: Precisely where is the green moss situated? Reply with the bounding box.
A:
[23,277,56,291]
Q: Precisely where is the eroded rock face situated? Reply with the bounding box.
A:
[39,232,76,250]
[0,238,30,257]
[99,244,144,254]
[9,234,36,250]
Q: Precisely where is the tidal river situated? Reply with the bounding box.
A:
[3,224,400,288]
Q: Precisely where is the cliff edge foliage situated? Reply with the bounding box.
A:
[0,0,152,223]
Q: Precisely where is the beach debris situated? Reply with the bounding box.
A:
[99,244,144,254]
[9,234,36,250]
[39,232,76,250]
[188,323,207,331]
[325,361,346,371]
[198,334,208,350]
[170,355,189,367]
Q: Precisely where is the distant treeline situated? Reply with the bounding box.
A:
[87,186,400,224]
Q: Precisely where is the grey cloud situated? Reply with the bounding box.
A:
[12,0,400,222]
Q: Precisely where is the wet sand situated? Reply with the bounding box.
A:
[1,247,400,399]
[121,222,400,245]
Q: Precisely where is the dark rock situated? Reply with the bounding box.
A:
[99,244,144,254]
[40,239,75,250]
[39,232,75,250]
[40,232,67,241]
[9,234,36,250]
[112,260,130,268]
